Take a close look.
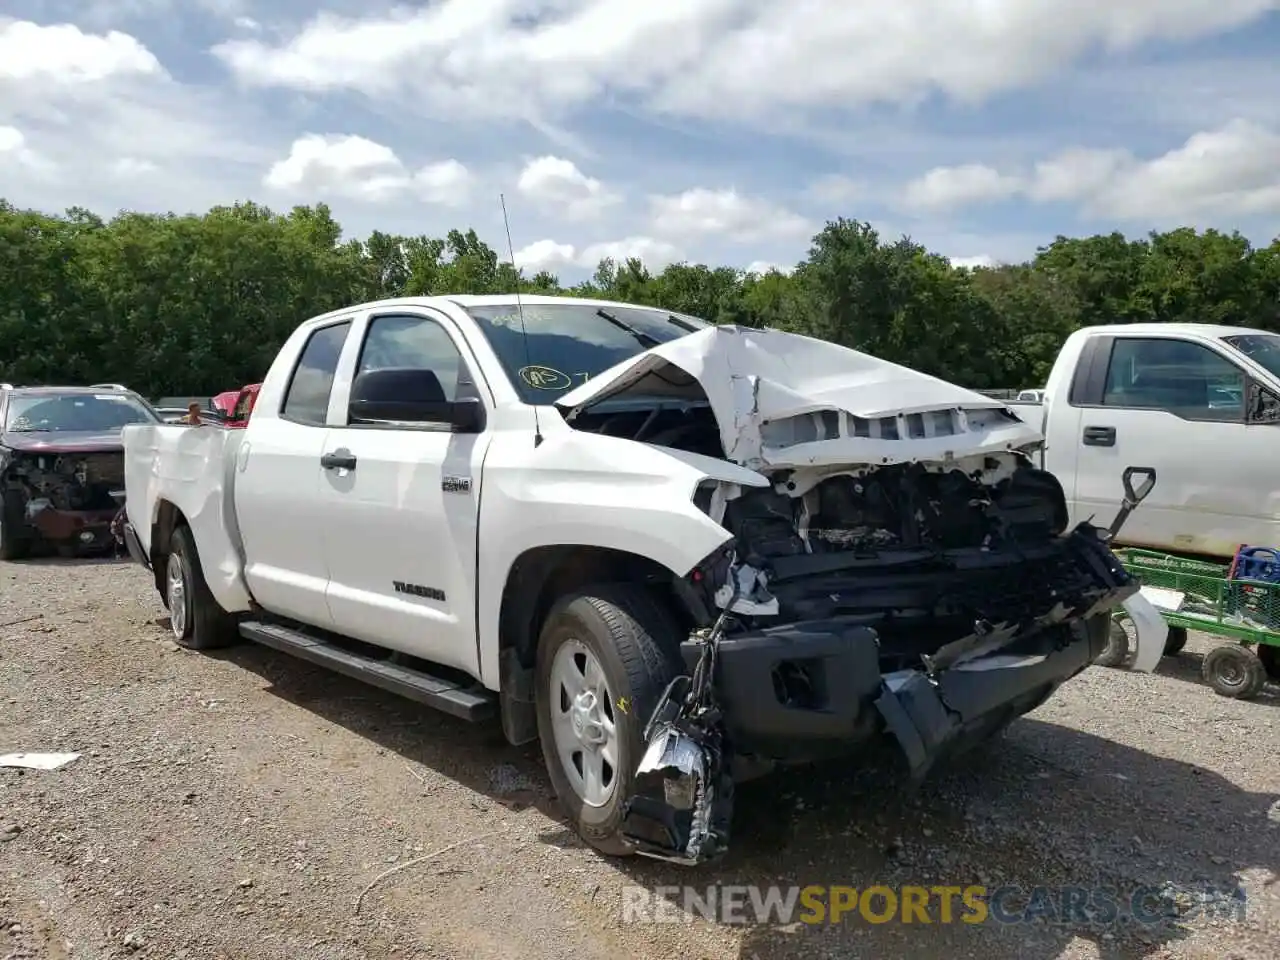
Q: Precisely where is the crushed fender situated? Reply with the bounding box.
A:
[620,609,736,864]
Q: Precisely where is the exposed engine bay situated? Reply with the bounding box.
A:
[1,450,126,549]
[567,398,1151,866]
[4,452,125,510]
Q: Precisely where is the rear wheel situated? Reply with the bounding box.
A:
[534,583,684,857]
[166,525,237,650]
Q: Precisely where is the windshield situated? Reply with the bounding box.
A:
[4,392,159,433]
[463,302,710,403]
[1222,333,1280,381]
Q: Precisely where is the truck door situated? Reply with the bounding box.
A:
[318,309,493,676]
[1070,333,1270,556]
[235,318,354,626]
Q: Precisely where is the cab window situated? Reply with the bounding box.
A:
[1102,338,1245,422]
[281,321,352,426]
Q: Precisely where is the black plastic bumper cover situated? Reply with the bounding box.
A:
[680,607,1114,781]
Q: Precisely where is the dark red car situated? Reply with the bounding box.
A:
[0,383,162,559]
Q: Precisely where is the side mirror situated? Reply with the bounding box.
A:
[348,367,485,433]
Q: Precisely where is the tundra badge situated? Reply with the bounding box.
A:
[393,581,446,602]
[441,476,471,493]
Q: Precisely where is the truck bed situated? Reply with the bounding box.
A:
[121,422,252,613]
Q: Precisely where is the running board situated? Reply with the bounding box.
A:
[238,620,496,722]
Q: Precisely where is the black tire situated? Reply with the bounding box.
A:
[1094,620,1130,668]
[166,525,237,650]
[534,583,684,857]
[1201,643,1267,700]
[1163,626,1188,657]
[0,493,32,561]
[1256,644,1280,681]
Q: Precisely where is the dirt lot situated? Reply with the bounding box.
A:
[2,556,1278,960]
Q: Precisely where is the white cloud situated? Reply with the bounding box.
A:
[413,160,474,206]
[210,2,1280,125]
[1027,148,1131,204]
[649,188,812,243]
[0,125,24,154]
[910,119,1280,222]
[263,134,473,206]
[582,236,683,270]
[902,164,1024,213]
[109,157,159,178]
[949,255,996,270]
[516,155,620,221]
[0,19,275,217]
[514,236,684,274]
[744,260,794,276]
[0,19,163,83]
[1035,120,1280,220]
[0,123,49,176]
[512,239,578,272]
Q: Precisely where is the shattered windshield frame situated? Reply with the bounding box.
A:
[462,302,711,405]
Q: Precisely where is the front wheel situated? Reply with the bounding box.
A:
[534,583,684,857]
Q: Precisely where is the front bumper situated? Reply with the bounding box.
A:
[26,504,118,552]
[681,607,1115,782]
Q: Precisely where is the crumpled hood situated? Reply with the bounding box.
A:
[555,325,1043,470]
[1,430,125,454]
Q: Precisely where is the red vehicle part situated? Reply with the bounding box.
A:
[211,384,262,428]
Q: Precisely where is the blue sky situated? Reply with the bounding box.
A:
[2,1,1279,282]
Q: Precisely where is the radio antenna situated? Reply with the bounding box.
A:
[500,192,542,448]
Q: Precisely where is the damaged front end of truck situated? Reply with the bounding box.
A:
[555,325,1159,866]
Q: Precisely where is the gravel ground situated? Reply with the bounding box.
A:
[2,556,1278,960]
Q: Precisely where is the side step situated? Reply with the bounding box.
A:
[238,620,497,722]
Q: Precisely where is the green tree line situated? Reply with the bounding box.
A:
[2,198,1279,397]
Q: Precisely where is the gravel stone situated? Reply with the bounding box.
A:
[2,556,1277,958]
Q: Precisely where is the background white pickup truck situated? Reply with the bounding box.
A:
[119,294,1161,865]
[1026,322,1280,560]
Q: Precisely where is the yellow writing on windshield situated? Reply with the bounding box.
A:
[518,365,572,390]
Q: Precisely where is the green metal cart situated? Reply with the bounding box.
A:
[1102,548,1280,699]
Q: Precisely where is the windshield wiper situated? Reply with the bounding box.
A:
[667,313,699,333]
[597,308,661,348]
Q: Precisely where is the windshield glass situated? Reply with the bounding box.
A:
[4,392,158,433]
[1222,333,1280,381]
[463,302,710,404]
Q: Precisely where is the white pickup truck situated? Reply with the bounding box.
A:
[1029,322,1280,561]
[119,295,1164,865]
